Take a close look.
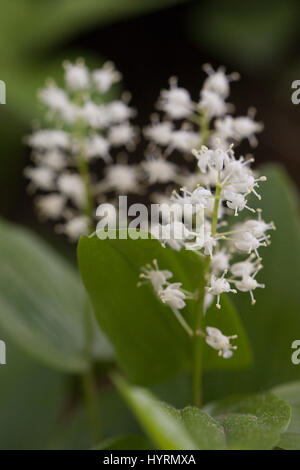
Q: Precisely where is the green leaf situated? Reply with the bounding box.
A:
[164,405,226,450]
[273,381,300,450]
[0,218,113,372]
[204,392,291,449]
[94,434,150,450]
[78,229,251,385]
[204,165,300,401]
[114,375,199,450]
[0,330,67,450]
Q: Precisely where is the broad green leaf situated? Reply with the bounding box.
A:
[273,381,300,450]
[204,165,300,401]
[204,392,291,450]
[78,229,250,385]
[0,218,113,372]
[114,376,198,450]
[0,329,67,450]
[94,434,150,450]
[164,405,225,450]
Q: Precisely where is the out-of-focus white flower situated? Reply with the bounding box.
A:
[57,173,85,208]
[63,60,89,90]
[144,120,174,146]
[170,129,200,152]
[36,194,66,220]
[80,102,110,129]
[211,250,230,274]
[142,156,177,184]
[108,122,136,148]
[58,215,89,240]
[39,84,69,112]
[105,163,139,193]
[85,135,111,162]
[205,326,237,358]
[27,130,70,149]
[108,100,135,123]
[158,77,193,119]
[232,113,263,146]
[33,149,66,171]
[24,166,55,192]
[199,89,227,118]
[92,62,121,93]
[203,64,239,99]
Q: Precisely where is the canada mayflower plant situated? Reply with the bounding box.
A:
[138,64,274,405]
[25,60,275,420]
[25,59,138,240]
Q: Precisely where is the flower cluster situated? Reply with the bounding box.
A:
[25,59,138,240]
[139,65,273,359]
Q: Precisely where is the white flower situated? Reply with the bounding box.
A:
[64,61,89,90]
[214,115,235,140]
[158,78,193,119]
[36,194,66,220]
[243,212,274,238]
[233,230,267,258]
[57,173,85,207]
[139,259,172,292]
[39,84,69,112]
[192,146,214,173]
[234,273,265,304]
[211,148,231,171]
[144,120,173,146]
[59,215,89,240]
[105,164,138,193]
[199,89,227,118]
[92,62,121,93]
[170,129,200,152]
[205,326,237,358]
[24,166,55,192]
[160,221,195,251]
[211,250,230,274]
[142,156,177,184]
[80,102,110,129]
[207,271,236,309]
[172,186,211,209]
[223,190,254,216]
[27,130,69,149]
[232,114,263,146]
[85,135,111,162]
[230,255,262,277]
[203,292,214,313]
[33,149,66,171]
[159,282,186,310]
[203,64,239,99]
[108,100,135,123]
[108,123,136,147]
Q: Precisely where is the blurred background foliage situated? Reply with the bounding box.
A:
[0,0,299,449]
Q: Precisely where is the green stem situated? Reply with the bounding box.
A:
[81,300,101,444]
[211,172,221,237]
[199,111,211,147]
[192,255,209,407]
[81,368,101,444]
[74,120,94,233]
